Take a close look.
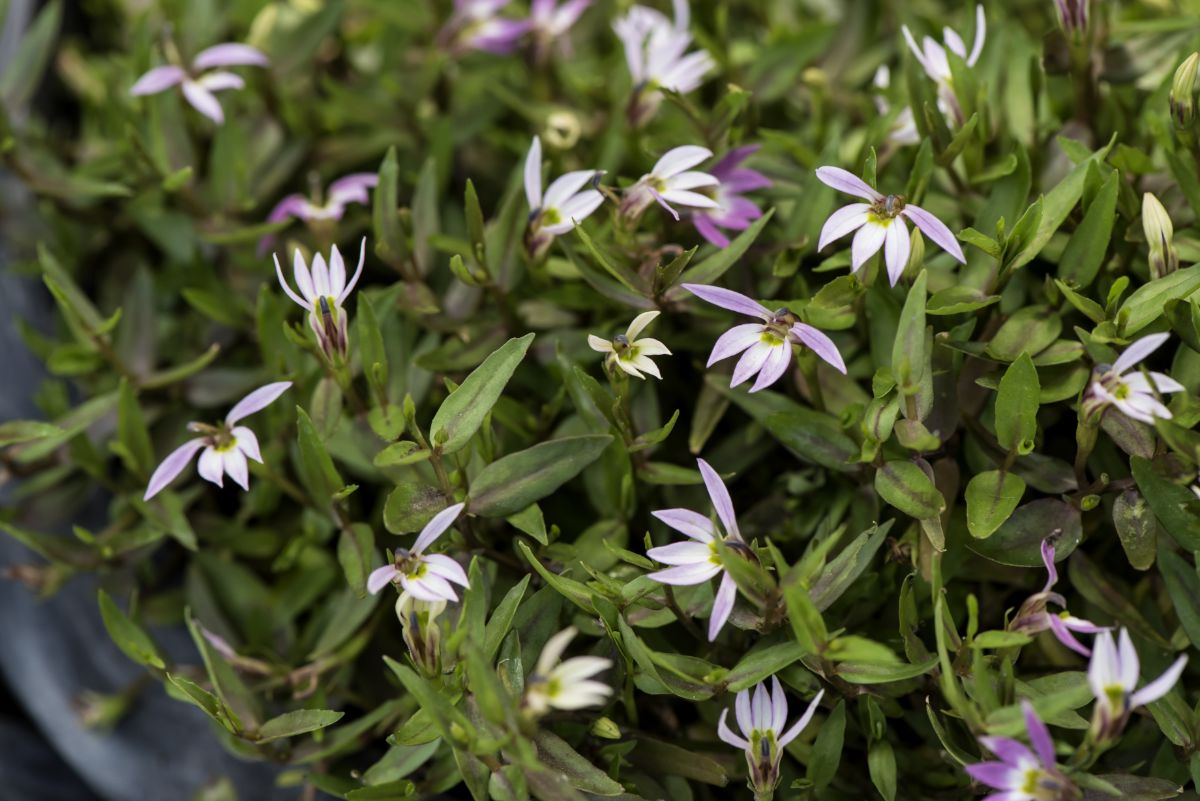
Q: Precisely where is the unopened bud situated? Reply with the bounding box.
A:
[590,716,622,739]
[1142,192,1178,279]
[1053,0,1090,39]
[1170,53,1199,130]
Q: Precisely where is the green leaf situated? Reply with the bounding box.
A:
[925,286,1000,315]
[115,378,153,476]
[1130,456,1200,551]
[672,208,776,290]
[469,435,612,518]
[533,730,624,796]
[966,471,1026,539]
[0,0,61,112]
[98,589,164,669]
[836,655,937,684]
[1119,264,1200,337]
[807,699,845,789]
[0,419,64,448]
[1057,169,1119,287]
[296,407,344,501]
[1160,549,1200,649]
[868,739,897,801]
[783,577,828,653]
[1113,490,1156,571]
[383,482,447,534]
[994,354,1040,453]
[987,307,1062,361]
[967,499,1082,567]
[725,642,807,691]
[429,333,534,455]
[338,523,375,597]
[809,521,891,611]
[255,709,345,743]
[373,147,407,268]
[875,460,944,520]
[892,271,927,394]
[464,178,488,270]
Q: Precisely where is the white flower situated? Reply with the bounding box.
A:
[1085,333,1184,424]
[524,627,613,715]
[901,4,986,117]
[872,66,921,146]
[368,503,470,603]
[717,677,824,798]
[588,311,672,380]
[524,136,605,256]
[1088,628,1188,741]
[274,238,366,359]
[613,0,713,125]
[621,145,719,222]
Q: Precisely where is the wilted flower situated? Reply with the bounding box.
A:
[1009,539,1106,656]
[682,283,846,393]
[524,135,605,257]
[901,5,986,122]
[440,0,530,55]
[524,627,612,715]
[1053,0,1090,40]
[529,0,591,60]
[966,701,1078,801]
[130,43,268,125]
[588,311,671,380]
[647,458,747,640]
[1142,193,1178,279]
[717,677,824,801]
[816,166,966,286]
[144,382,292,500]
[1088,628,1188,742]
[275,239,367,361]
[395,594,448,677]
[1082,333,1183,424]
[692,146,772,248]
[620,145,719,223]
[614,0,714,126]
[873,66,921,147]
[368,503,470,603]
[259,174,378,254]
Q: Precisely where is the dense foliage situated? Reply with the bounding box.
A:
[5,0,1200,799]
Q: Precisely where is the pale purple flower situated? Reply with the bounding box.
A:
[130,43,268,125]
[274,238,367,360]
[966,701,1075,801]
[441,0,531,55]
[529,0,591,55]
[368,503,470,603]
[1088,628,1188,741]
[621,145,719,222]
[1009,539,1106,656]
[258,173,377,255]
[681,283,846,393]
[588,311,671,380]
[524,627,613,715]
[1083,333,1184,424]
[872,66,921,147]
[525,135,605,256]
[143,382,292,500]
[614,0,714,126]
[692,146,771,248]
[718,677,824,799]
[816,166,966,286]
[647,458,746,641]
[901,5,986,122]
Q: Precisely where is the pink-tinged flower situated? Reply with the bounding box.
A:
[1082,333,1184,424]
[525,135,605,257]
[143,382,292,500]
[1088,628,1188,742]
[524,627,613,715]
[1009,539,1106,656]
[614,0,714,126]
[588,311,671,380]
[816,166,966,286]
[873,67,921,147]
[368,503,470,603]
[440,0,531,55]
[681,283,846,393]
[274,238,366,360]
[529,0,591,59]
[966,701,1077,801]
[130,43,268,125]
[621,145,719,223]
[647,458,747,641]
[718,677,824,800]
[901,5,986,122]
[259,173,377,255]
[692,146,772,248]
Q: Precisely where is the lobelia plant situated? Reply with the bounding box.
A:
[4,1,1200,800]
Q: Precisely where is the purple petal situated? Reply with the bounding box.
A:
[143,438,206,500]
[716,708,749,749]
[851,222,887,272]
[708,323,765,366]
[697,458,739,540]
[708,571,737,641]
[267,194,310,224]
[646,540,712,565]
[192,43,270,70]
[750,342,792,392]
[883,221,912,286]
[682,283,771,320]
[779,689,824,747]
[275,253,311,308]
[400,573,458,602]
[815,166,882,201]
[902,205,966,263]
[231,426,262,463]
[735,685,752,736]
[648,561,722,585]
[769,676,788,732]
[1046,614,1092,656]
[651,509,717,541]
[731,341,775,388]
[328,173,378,206]
[226,382,292,425]
[693,214,731,248]
[817,203,870,251]
[650,188,681,221]
[181,81,224,124]
[709,145,759,179]
[130,66,186,96]
[1088,630,1119,699]
[338,238,367,304]
[1117,629,1140,690]
[1040,539,1058,592]
[965,762,1020,791]
[413,502,466,554]
[1112,333,1171,375]
[1131,654,1188,708]
[196,71,245,93]
[367,565,399,595]
[197,447,225,487]
[1022,701,1056,768]
[979,735,1033,766]
[422,553,470,587]
[791,324,847,374]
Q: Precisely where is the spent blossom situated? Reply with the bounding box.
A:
[588,311,671,380]
[682,283,846,393]
[368,503,470,604]
[144,382,292,500]
[439,0,530,55]
[692,146,772,248]
[1082,333,1183,424]
[614,0,714,126]
[259,174,378,254]
[1088,628,1188,742]
[524,135,605,257]
[1009,538,1105,656]
[966,701,1078,801]
[524,627,613,715]
[717,677,824,801]
[816,166,966,286]
[901,5,986,122]
[647,458,747,640]
[275,239,367,361]
[130,43,268,125]
[620,145,718,223]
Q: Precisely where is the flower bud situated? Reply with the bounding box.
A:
[1170,53,1199,130]
[395,594,448,677]
[1053,0,1090,39]
[1142,192,1178,280]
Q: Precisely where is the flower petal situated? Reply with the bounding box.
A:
[658,189,720,209]
[222,447,250,490]
[965,761,1021,791]
[883,218,912,286]
[197,446,225,487]
[708,323,765,366]
[525,136,543,209]
[647,561,722,585]
[646,540,712,565]
[1131,654,1188,708]
[536,627,577,676]
[818,203,871,251]
[651,509,716,541]
[717,708,750,749]
[625,310,660,341]
[1022,700,1056,768]
[274,253,311,308]
[196,71,244,92]
[666,171,719,191]
[422,553,470,587]
[339,238,367,304]
[193,43,270,70]
[902,204,965,263]
[231,426,262,463]
[181,81,225,124]
[791,324,847,374]
[697,458,739,540]
[144,438,207,500]
[815,166,882,201]
[367,565,400,595]
[226,382,292,425]
[652,145,713,178]
[544,170,599,211]
[850,221,887,272]
[130,66,186,95]
[730,340,776,388]
[413,502,467,554]
[979,736,1034,767]
[588,334,614,353]
[779,689,825,747]
[750,340,791,392]
[1112,333,1171,375]
[683,284,771,320]
[707,571,737,641]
